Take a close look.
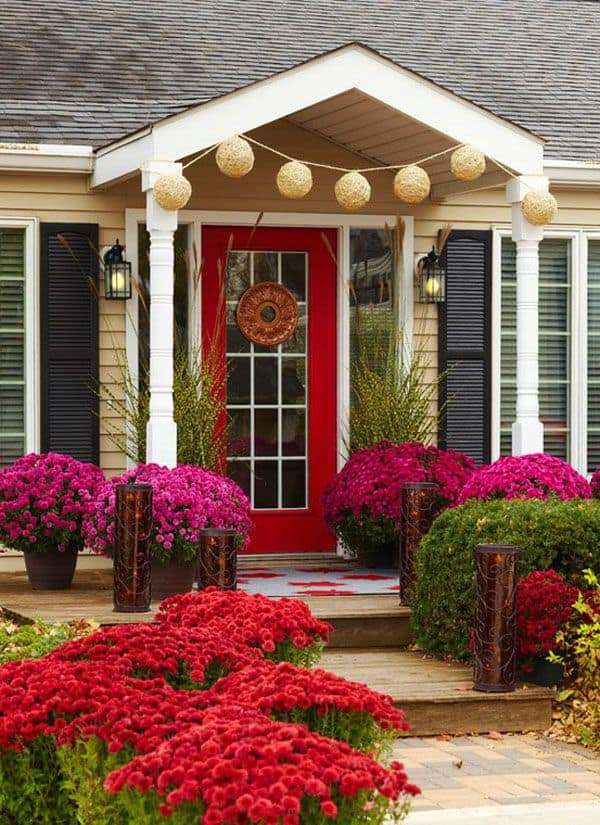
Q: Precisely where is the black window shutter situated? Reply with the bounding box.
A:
[40,223,99,464]
[439,229,492,465]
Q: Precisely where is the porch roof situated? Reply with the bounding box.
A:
[92,45,543,193]
[0,0,599,162]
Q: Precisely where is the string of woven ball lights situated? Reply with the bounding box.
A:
[151,134,557,226]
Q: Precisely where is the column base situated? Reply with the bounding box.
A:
[146,418,177,467]
[511,419,544,456]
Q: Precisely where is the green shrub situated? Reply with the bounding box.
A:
[411,498,600,660]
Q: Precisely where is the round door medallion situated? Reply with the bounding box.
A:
[236,282,299,346]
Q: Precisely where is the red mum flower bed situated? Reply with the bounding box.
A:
[201,659,409,754]
[0,590,418,825]
[104,709,418,825]
[48,620,259,688]
[517,569,581,671]
[157,588,333,667]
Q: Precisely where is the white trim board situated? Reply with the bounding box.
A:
[0,216,39,457]
[93,45,543,187]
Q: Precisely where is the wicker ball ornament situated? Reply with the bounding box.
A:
[216,136,255,178]
[152,174,192,211]
[450,145,486,181]
[393,165,431,203]
[334,171,371,211]
[276,160,313,199]
[521,189,558,226]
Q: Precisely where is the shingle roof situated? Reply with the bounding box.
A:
[0,0,599,160]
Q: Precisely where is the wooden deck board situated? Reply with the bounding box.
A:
[320,647,554,736]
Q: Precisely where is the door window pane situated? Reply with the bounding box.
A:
[500,238,571,459]
[0,228,26,466]
[225,250,309,509]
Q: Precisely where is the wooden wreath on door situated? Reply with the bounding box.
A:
[236,282,299,346]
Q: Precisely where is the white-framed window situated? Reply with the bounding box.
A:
[0,218,38,466]
[492,228,599,475]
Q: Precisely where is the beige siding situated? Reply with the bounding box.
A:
[2,118,600,472]
[0,171,143,475]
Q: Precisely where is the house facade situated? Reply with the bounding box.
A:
[1,0,600,554]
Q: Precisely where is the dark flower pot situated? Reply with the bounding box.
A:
[519,659,564,687]
[150,557,196,602]
[24,545,78,590]
[363,541,399,569]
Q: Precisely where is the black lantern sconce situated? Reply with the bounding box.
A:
[417,246,446,304]
[103,239,132,300]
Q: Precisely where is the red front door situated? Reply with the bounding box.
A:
[202,226,337,554]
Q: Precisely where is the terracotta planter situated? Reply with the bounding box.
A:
[150,557,196,602]
[24,545,78,590]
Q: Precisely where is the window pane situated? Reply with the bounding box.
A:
[588,241,600,472]
[254,409,278,456]
[282,460,306,508]
[227,460,251,498]
[254,357,278,405]
[253,460,278,509]
[282,409,305,456]
[281,253,307,301]
[228,357,251,404]
[0,228,26,466]
[500,237,571,460]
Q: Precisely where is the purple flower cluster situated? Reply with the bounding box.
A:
[458,453,591,504]
[323,441,476,529]
[0,453,104,554]
[83,463,252,563]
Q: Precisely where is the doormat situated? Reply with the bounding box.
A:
[237,566,399,596]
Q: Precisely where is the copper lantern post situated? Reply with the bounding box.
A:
[473,543,519,693]
[197,528,238,590]
[113,482,153,613]
[399,482,436,605]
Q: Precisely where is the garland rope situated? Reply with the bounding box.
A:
[179,133,554,217]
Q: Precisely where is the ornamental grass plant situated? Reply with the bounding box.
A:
[411,497,600,660]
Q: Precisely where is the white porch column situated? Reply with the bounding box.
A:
[141,161,181,467]
[506,176,546,456]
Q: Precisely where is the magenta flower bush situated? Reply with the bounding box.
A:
[458,453,591,504]
[83,463,252,564]
[323,441,476,559]
[0,453,105,554]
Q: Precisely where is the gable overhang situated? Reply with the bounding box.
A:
[91,44,545,189]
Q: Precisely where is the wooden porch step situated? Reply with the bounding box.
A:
[320,648,554,737]
[299,595,412,648]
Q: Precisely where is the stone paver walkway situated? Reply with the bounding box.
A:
[394,733,600,812]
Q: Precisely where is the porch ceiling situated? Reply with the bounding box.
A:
[288,89,510,199]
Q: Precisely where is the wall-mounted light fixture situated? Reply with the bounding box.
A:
[103,239,132,300]
[417,246,446,303]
